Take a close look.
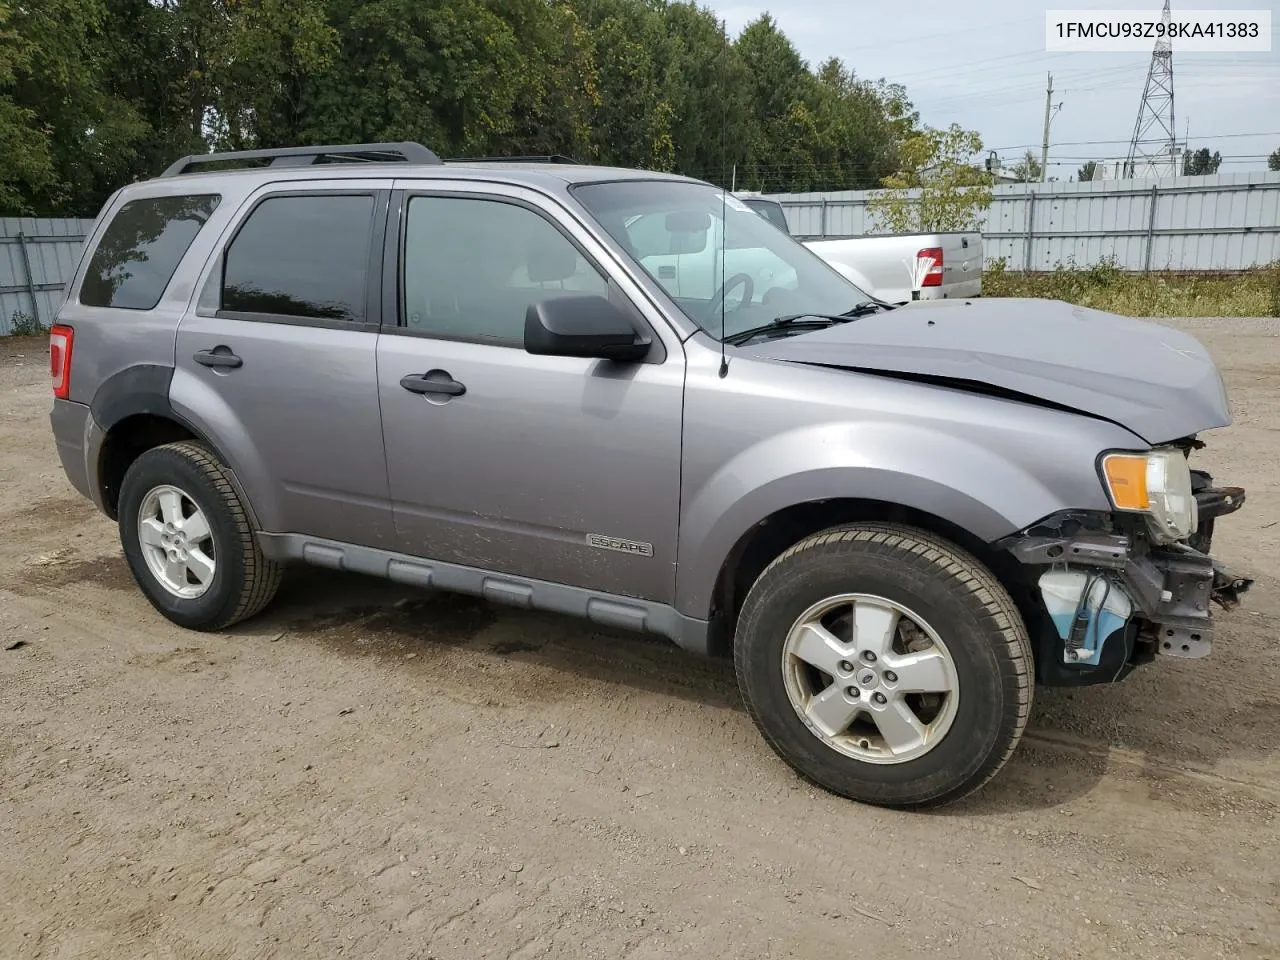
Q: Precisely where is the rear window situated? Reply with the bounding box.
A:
[742,198,790,234]
[80,194,221,309]
[220,194,375,323]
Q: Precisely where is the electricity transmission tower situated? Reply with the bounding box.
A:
[1125,0,1178,178]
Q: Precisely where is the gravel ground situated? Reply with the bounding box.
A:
[1,318,1278,959]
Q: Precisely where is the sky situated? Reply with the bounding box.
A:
[711,0,1279,177]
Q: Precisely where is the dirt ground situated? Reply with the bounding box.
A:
[2,319,1278,960]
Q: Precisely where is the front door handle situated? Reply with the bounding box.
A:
[194,347,243,369]
[400,372,466,397]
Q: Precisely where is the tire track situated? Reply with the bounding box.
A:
[1022,728,1280,804]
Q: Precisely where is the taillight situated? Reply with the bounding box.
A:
[917,247,944,287]
[50,324,74,400]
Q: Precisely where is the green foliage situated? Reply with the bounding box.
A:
[867,123,993,233]
[1182,147,1222,177]
[1076,161,1097,182]
[0,1,50,214]
[1009,150,1042,183]
[726,16,908,192]
[986,258,1280,318]
[0,0,930,216]
[0,0,133,215]
[1268,147,1280,172]
[8,311,42,336]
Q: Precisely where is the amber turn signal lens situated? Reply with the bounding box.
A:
[1102,454,1150,510]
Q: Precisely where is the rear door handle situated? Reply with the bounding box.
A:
[194,347,243,369]
[400,373,466,397]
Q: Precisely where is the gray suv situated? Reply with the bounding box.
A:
[47,142,1253,808]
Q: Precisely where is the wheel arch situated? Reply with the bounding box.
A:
[91,366,263,531]
[702,497,1029,656]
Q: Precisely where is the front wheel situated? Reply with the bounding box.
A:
[734,523,1033,808]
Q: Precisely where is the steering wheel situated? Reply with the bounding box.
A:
[706,272,754,323]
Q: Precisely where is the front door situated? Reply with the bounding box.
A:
[173,184,394,548]
[376,184,685,602]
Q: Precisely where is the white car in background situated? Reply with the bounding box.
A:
[735,193,984,305]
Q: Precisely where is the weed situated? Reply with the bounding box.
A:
[985,259,1280,317]
[7,311,44,337]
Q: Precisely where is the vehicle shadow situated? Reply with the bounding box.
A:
[238,567,1277,816]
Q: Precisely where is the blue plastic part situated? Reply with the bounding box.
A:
[1048,609,1128,666]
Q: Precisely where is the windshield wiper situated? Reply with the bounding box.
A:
[723,317,835,346]
[843,300,898,316]
[723,303,885,346]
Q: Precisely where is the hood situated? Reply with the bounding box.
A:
[736,298,1231,445]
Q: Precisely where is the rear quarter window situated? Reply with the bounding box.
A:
[79,194,222,310]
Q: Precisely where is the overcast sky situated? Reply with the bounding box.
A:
[712,0,1279,177]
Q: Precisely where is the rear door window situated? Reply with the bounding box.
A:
[220,194,376,323]
[80,194,221,309]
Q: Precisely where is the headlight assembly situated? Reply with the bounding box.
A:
[1100,448,1198,545]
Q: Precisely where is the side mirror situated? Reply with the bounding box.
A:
[524,295,650,363]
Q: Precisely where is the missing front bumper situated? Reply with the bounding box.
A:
[1003,481,1253,682]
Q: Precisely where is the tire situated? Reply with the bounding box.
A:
[118,441,282,631]
[734,523,1033,809]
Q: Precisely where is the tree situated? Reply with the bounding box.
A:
[805,59,912,191]
[0,0,55,214]
[1010,150,1042,183]
[867,124,993,233]
[660,2,753,182]
[0,0,936,215]
[495,0,598,159]
[0,0,148,216]
[1182,147,1222,176]
[576,0,676,169]
[1077,161,1098,182]
[285,0,525,157]
[1268,147,1280,172]
[733,13,816,192]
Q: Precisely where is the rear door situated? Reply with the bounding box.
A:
[171,182,395,547]
[375,180,686,602]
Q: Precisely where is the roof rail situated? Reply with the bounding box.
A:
[445,155,582,165]
[161,142,442,177]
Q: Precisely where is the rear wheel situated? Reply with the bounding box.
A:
[118,441,282,630]
[734,523,1033,808]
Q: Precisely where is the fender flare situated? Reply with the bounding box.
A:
[89,364,176,432]
[88,364,265,531]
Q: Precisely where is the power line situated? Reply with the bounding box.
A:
[915,67,1148,110]
[834,14,1043,55]
[988,131,1280,152]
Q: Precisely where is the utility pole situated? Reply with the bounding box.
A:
[1040,72,1054,183]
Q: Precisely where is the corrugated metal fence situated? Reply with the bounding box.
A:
[766,171,1280,272]
[1,218,94,335]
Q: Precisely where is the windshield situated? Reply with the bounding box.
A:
[572,179,872,341]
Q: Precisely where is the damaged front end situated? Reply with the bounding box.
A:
[999,464,1254,687]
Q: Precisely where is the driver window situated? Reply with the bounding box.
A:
[403,195,608,344]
